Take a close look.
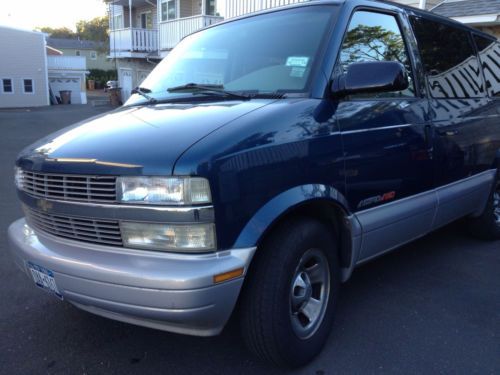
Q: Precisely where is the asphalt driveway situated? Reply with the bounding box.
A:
[0,105,499,374]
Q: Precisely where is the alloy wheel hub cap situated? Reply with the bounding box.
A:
[289,249,330,340]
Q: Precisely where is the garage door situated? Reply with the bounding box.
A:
[49,77,82,104]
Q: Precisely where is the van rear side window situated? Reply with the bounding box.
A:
[473,35,500,98]
[410,17,485,99]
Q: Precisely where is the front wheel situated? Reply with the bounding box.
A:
[467,176,500,240]
[239,217,339,368]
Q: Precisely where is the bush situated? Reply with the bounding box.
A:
[87,69,117,88]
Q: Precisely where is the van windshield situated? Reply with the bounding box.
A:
[126,5,337,105]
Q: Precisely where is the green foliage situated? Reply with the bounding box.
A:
[36,26,76,39]
[76,16,110,46]
[37,16,110,52]
[87,69,117,86]
[341,25,406,67]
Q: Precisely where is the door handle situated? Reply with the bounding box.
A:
[423,125,434,160]
[424,124,433,149]
[438,129,459,136]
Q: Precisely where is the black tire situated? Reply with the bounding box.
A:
[239,217,340,368]
[467,176,500,240]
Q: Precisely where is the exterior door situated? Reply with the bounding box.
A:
[120,69,133,101]
[140,12,152,29]
[334,10,435,260]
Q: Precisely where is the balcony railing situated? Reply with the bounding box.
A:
[159,15,223,51]
[110,28,158,53]
[47,56,87,71]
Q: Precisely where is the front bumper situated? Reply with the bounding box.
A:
[8,218,256,336]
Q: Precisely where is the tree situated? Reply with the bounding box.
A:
[36,26,77,39]
[37,16,110,52]
[76,16,109,44]
[340,25,407,67]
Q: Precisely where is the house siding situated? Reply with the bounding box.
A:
[479,25,500,39]
[179,0,193,18]
[116,59,156,101]
[57,48,115,70]
[0,26,49,108]
[224,0,307,19]
[134,4,158,27]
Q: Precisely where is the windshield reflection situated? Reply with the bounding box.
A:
[125,6,338,106]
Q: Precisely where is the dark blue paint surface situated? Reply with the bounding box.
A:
[15,0,500,251]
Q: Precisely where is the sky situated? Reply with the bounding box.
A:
[0,0,108,31]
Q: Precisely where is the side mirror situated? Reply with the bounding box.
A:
[331,61,409,98]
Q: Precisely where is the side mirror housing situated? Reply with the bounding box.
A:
[331,61,409,98]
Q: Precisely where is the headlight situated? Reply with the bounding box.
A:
[117,177,211,205]
[121,222,216,252]
[14,167,24,189]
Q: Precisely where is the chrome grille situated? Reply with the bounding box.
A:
[19,170,117,203]
[24,206,123,246]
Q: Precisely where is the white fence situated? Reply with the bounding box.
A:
[47,56,86,71]
[159,15,223,50]
[224,0,308,19]
[110,28,158,52]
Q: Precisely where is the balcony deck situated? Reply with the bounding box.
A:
[159,15,223,51]
[110,28,158,57]
[47,56,87,71]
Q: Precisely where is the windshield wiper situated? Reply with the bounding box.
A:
[167,83,251,100]
[131,86,157,103]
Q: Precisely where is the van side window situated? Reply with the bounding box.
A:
[473,34,500,98]
[338,11,415,98]
[410,17,485,99]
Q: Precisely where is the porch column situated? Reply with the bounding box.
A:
[129,0,133,50]
[129,0,133,27]
[202,0,206,16]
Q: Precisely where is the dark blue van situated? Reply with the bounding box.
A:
[8,0,500,367]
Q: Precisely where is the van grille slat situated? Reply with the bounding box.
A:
[18,170,117,203]
[24,206,123,246]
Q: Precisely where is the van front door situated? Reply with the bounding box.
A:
[335,10,435,261]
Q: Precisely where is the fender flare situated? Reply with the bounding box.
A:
[232,184,362,282]
[233,184,350,249]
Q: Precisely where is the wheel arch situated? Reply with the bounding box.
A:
[233,185,362,282]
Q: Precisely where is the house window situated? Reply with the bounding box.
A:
[23,79,34,93]
[140,12,153,29]
[90,51,97,60]
[113,14,124,29]
[2,78,13,93]
[76,50,81,56]
[206,0,216,16]
[161,0,176,21]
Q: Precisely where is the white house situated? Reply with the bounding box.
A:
[0,26,49,108]
[0,25,90,108]
[431,0,500,39]
[47,55,89,105]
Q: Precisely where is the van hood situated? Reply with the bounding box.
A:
[17,100,274,175]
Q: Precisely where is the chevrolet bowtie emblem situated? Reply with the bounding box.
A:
[37,199,53,213]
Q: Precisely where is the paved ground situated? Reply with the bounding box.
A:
[0,105,499,374]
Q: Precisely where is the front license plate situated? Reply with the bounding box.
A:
[27,262,63,300]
